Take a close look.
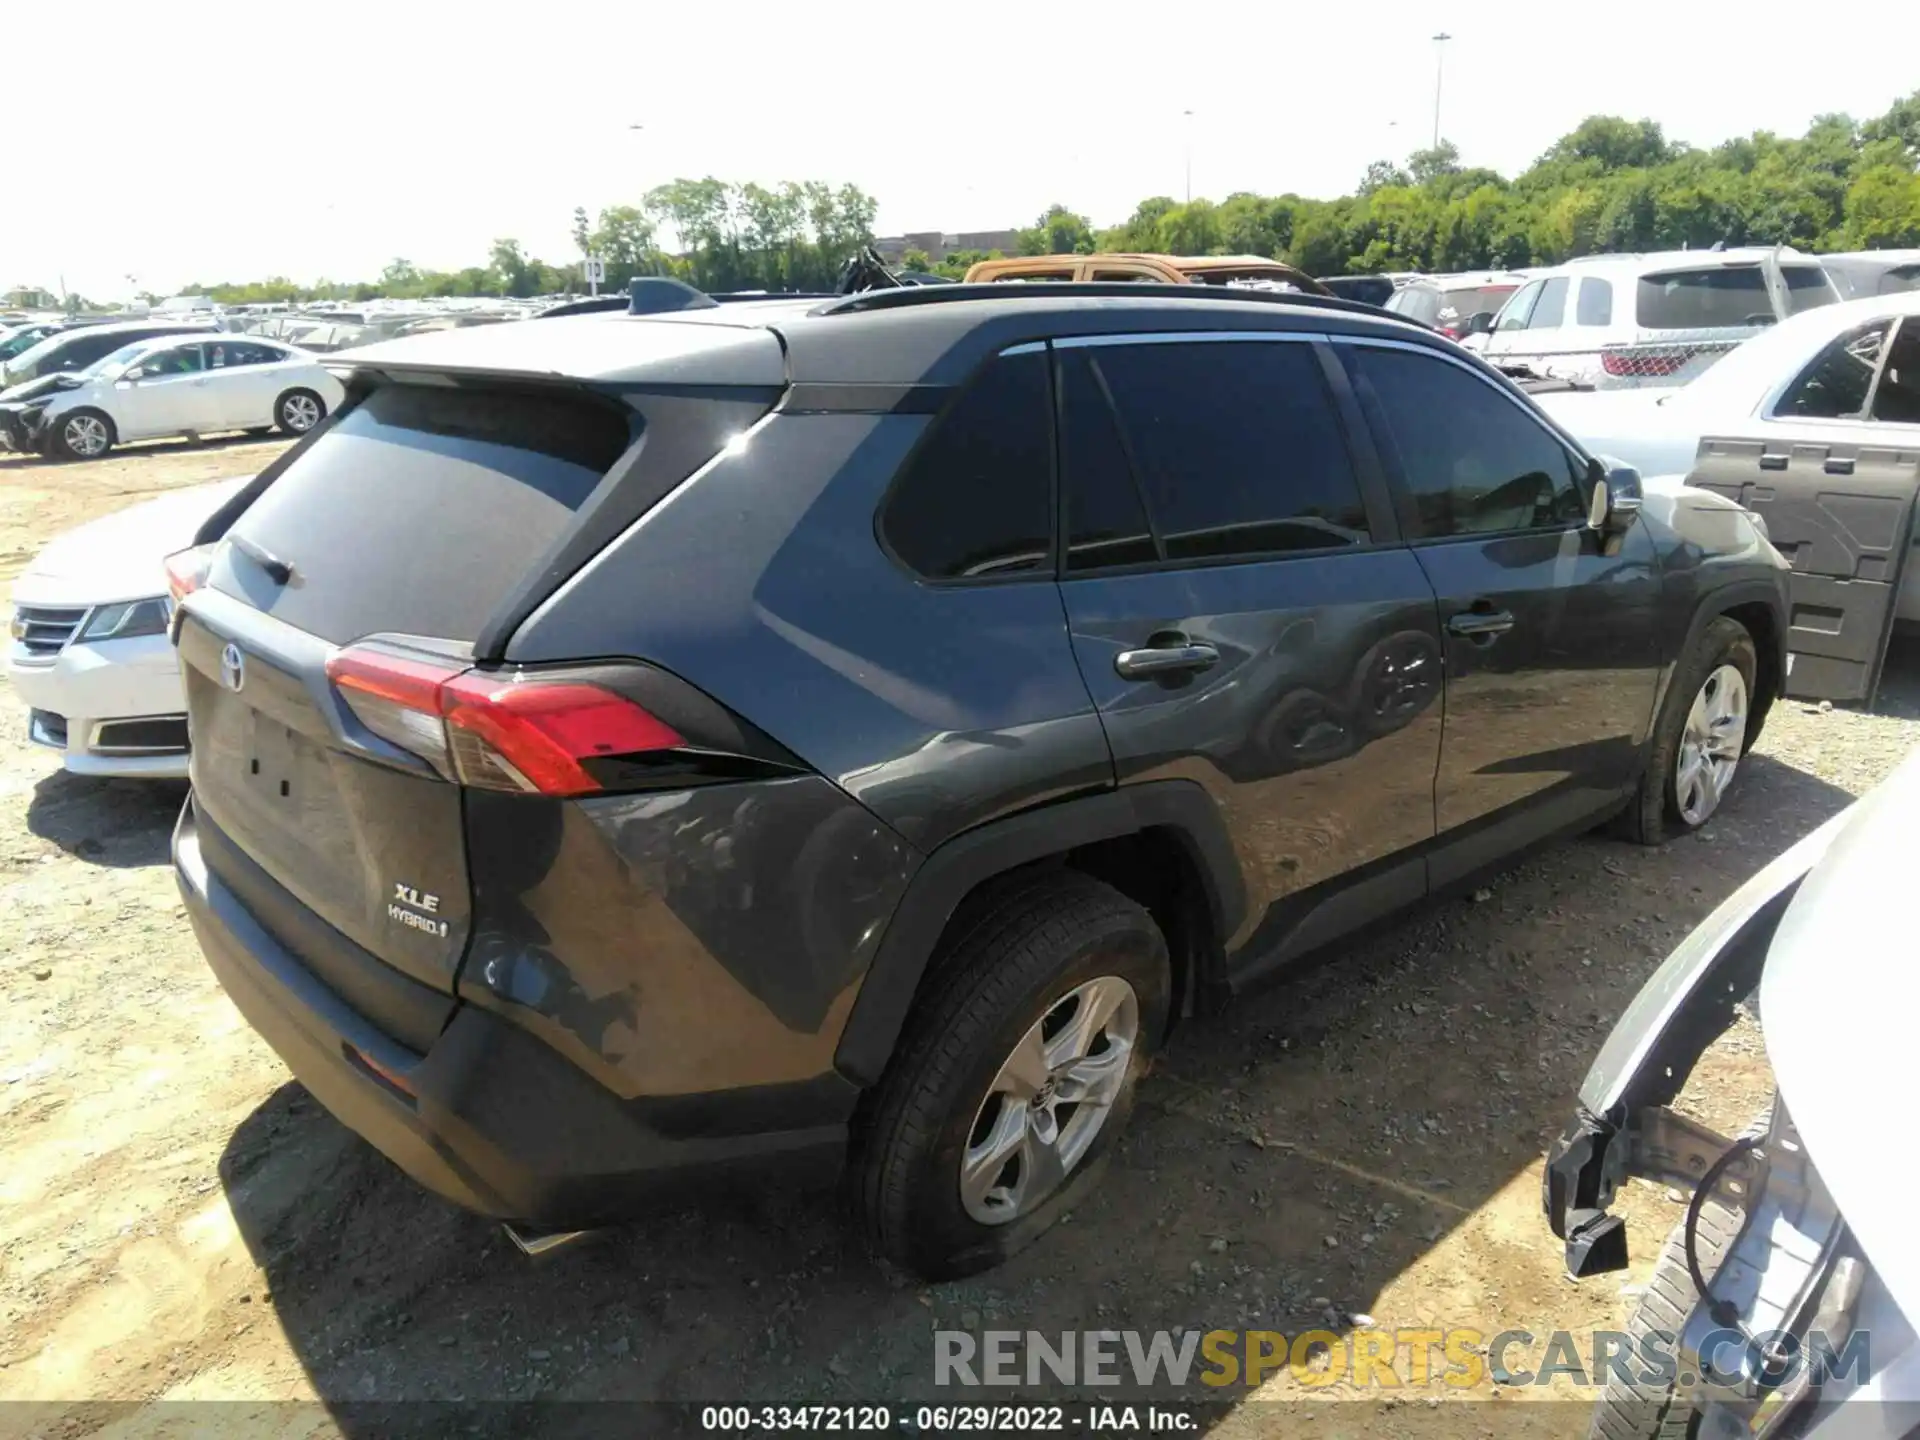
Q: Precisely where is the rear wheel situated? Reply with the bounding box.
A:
[1620,616,1756,844]
[52,409,115,460]
[852,871,1170,1279]
[276,389,325,435]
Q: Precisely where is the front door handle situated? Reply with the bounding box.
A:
[1114,643,1220,680]
[1446,609,1516,639]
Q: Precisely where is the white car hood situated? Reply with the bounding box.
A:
[10,477,247,607]
[1761,743,1920,1320]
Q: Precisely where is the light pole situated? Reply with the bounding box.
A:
[1431,33,1451,149]
[1183,109,1195,203]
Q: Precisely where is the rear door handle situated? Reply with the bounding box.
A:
[1114,643,1220,679]
[1446,610,1516,639]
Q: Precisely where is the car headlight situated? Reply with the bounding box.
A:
[76,596,171,642]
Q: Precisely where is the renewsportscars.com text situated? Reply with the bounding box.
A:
[932,1327,1870,1391]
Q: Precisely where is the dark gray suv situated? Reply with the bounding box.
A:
[167,284,1791,1278]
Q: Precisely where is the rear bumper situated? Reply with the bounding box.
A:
[174,802,849,1229]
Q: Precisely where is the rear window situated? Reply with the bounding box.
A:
[1442,285,1517,325]
[1634,266,1771,330]
[1387,287,1442,326]
[1880,264,1920,296]
[220,384,632,644]
[1781,265,1838,315]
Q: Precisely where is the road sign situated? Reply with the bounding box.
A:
[584,256,606,294]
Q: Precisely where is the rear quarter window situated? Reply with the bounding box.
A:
[219,384,634,644]
[1635,266,1771,329]
[879,349,1053,580]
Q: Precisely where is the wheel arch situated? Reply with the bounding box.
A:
[1653,579,1787,754]
[833,780,1245,1087]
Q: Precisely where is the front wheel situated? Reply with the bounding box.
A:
[51,408,115,461]
[1621,616,1757,844]
[852,871,1170,1280]
[275,389,325,435]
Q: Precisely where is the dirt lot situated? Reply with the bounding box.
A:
[3,440,1916,1436]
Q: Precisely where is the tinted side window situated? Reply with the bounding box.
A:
[880,349,1053,581]
[1089,340,1369,561]
[1775,321,1891,420]
[1526,276,1569,330]
[1635,267,1770,329]
[1871,321,1920,425]
[1348,346,1588,537]
[1061,352,1157,571]
[1576,278,1613,326]
[66,334,125,369]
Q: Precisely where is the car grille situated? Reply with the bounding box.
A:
[10,604,88,660]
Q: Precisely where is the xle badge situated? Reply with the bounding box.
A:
[389,882,449,939]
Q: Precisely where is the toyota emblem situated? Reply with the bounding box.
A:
[219,642,246,692]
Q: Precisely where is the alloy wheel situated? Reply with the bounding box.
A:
[1675,663,1748,826]
[63,414,109,457]
[282,394,321,431]
[960,974,1139,1226]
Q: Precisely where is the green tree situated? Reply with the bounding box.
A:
[1017,204,1097,255]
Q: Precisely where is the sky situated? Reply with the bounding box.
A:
[9,0,1920,301]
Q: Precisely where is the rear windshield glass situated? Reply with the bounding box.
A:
[1781,265,1838,315]
[1386,287,1441,325]
[1634,266,1771,330]
[221,383,632,645]
[1441,285,1517,324]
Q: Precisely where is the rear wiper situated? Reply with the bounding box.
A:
[228,533,294,585]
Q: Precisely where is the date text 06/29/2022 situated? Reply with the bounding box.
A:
[700,1404,1197,1432]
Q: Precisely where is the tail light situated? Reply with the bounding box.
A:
[326,644,684,797]
[164,543,216,604]
[1601,349,1689,378]
[1439,325,1462,339]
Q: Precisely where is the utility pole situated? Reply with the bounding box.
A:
[1183,109,1195,203]
[1431,33,1451,149]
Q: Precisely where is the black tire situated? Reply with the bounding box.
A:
[275,388,326,436]
[852,870,1170,1280]
[50,408,115,461]
[1618,616,1757,845]
[1587,1197,1741,1440]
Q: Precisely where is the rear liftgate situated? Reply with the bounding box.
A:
[1689,435,1920,706]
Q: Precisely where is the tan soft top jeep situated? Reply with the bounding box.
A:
[962,252,1332,295]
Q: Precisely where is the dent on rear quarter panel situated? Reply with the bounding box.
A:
[506,412,1114,852]
[459,779,916,1099]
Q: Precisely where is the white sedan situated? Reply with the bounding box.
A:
[1,335,344,459]
[1538,289,1920,620]
[8,479,243,778]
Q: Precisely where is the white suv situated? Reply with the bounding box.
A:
[1478,247,1840,388]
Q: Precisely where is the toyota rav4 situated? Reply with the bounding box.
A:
[168,283,1790,1278]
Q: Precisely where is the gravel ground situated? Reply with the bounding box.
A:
[2,442,1916,1436]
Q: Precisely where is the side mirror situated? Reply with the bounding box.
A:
[123,366,146,382]
[1462,310,1496,337]
[1587,460,1643,535]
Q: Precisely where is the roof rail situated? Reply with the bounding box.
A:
[811,281,1428,330]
